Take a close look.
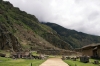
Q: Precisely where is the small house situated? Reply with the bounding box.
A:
[81,43,100,59]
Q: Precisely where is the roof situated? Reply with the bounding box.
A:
[82,43,100,49]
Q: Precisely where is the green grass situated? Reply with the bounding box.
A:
[0,57,45,66]
[32,51,39,56]
[64,59,100,66]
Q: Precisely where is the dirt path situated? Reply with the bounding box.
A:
[39,58,69,66]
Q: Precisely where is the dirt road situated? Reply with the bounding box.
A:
[39,58,69,66]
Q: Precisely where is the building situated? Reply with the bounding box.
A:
[81,43,100,59]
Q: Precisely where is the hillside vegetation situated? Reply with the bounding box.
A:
[0,0,72,51]
[43,22,100,48]
[0,0,100,51]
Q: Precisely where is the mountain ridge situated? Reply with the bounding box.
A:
[42,22,100,48]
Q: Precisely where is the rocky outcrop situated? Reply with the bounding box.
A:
[0,24,22,51]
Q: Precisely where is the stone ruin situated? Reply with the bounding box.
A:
[62,56,77,61]
[0,53,6,57]
[80,56,89,63]
[10,51,48,60]
[93,60,99,64]
[62,56,66,60]
[11,52,32,59]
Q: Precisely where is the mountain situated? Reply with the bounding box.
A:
[0,0,72,51]
[1,0,100,51]
[43,22,100,48]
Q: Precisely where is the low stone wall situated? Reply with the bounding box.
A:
[37,50,78,55]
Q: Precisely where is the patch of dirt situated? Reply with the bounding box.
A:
[40,58,69,66]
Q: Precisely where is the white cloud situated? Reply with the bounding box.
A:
[4,0,100,36]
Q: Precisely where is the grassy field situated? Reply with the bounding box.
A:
[0,57,45,66]
[64,59,100,66]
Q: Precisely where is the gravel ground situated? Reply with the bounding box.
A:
[39,58,69,66]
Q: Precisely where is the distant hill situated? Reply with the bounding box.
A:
[0,0,72,51]
[43,22,100,48]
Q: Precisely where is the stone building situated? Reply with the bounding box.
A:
[80,43,100,59]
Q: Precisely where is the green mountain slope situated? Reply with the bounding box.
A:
[43,22,100,48]
[1,0,99,51]
[0,0,72,51]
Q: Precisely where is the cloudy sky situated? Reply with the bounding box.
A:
[4,0,100,36]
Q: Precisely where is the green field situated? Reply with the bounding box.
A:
[64,59,100,66]
[0,57,45,66]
